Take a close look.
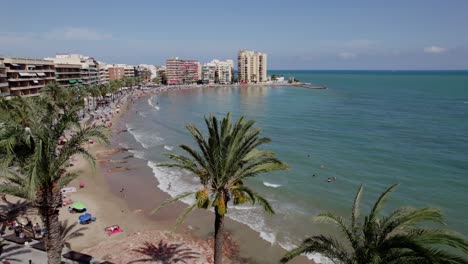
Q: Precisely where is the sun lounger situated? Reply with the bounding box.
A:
[3,234,33,244]
[62,251,93,263]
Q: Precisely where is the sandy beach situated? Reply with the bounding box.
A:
[58,87,311,264]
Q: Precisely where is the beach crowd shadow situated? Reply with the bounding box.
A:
[128,240,200,264]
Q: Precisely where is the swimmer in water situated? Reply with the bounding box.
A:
[327,178,331,183]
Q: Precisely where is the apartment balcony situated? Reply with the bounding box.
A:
[57,76,82,81]
[56,71,81,75]
[7,69,55,73]
[10,84,45,90]
[0,74,6,78]
[0,82,8,88]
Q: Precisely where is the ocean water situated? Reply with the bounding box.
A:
[123,71,468,263]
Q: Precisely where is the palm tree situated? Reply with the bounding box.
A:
[154,113,288,264]
[0,87,108,264]
[281,184,468,264]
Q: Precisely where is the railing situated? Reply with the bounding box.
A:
[10,84,45,90]
[7,69,55,73]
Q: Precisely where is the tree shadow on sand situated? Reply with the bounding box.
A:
[128,240,200,264]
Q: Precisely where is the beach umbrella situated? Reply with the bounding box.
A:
[71,202,86,210]
[79,213,92,222]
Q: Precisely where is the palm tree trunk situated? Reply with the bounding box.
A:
[214,209,224,264]
[38,185,64,264]
[42,208,62,264]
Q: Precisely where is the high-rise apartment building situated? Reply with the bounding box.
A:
[3,57,56,96]
[237,50,267,83]
[166,57,200,85]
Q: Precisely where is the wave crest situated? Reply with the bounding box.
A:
[263,181,281,188]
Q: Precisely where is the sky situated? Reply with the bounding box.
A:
[1,0,468,70]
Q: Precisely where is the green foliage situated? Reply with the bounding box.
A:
[155,112,288,221]
[281,184,468,264]
[0,83,109,263]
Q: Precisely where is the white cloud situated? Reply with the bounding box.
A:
[45,27,112,41]
[423,46,447,54]
[338,52,357,59]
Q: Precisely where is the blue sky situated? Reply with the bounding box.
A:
[1,0,467,69]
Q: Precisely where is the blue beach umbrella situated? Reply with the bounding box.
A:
[79,213,92,222]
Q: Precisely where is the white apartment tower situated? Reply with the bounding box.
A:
[237,50,267,83]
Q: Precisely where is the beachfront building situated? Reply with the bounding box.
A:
[237,50,267,83]
[80,58,99,86]
[122,64,135,78]
[202,62,217,84]
[55,63,83,88]
[108,66,125,81]
[97,62,110,85]
[45,54,99,86]
[135,66,151,83]
[0,59,9,96]
[211,59,234,84]
[3,57,56,97]
[138,64,157,80]
[166,57,200,85]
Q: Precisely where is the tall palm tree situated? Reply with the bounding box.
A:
[154,113,288,264]
[0,87,108,264]
[281,184,468,264]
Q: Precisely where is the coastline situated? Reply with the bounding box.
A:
[62,87,312,263]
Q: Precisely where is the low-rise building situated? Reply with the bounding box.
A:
[3,57,56,96]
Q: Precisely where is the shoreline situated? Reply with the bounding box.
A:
[63,86,313,263]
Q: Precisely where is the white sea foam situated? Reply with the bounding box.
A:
[126,124,163,149]
[147,161,331,263]
[163,145,174,151]
[263,181,281,188]
[148,161,200,204]
[279,241,333,263]
[138,111,148,117]
[148,96,160,110]
[128,149,145,159]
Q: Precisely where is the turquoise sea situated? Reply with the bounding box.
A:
[123,70,468,262]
